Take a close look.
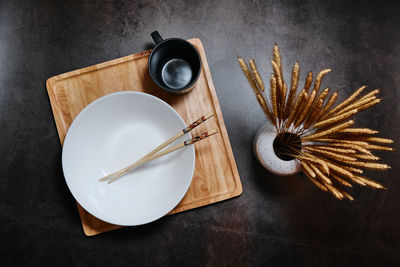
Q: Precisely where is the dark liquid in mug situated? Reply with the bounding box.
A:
[161,58,192,90]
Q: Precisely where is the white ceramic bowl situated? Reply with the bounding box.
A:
[62,91,195,226]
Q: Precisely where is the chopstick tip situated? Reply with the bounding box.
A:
[205,111,214,119]
[209,128,219,136]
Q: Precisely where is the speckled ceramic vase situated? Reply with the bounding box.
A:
[253,123,302,176]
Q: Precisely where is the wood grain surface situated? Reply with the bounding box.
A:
[46,38,242,236]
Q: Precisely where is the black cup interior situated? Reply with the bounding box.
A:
[149,39,201,92]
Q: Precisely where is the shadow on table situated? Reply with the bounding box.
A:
[250,155,305,197]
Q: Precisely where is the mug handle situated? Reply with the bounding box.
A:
[151,31,164,44]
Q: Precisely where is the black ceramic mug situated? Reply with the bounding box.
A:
[148,31,202,94]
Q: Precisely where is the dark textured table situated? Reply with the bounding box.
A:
[1,0,399,266]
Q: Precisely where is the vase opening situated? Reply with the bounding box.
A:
[273,132,301,161]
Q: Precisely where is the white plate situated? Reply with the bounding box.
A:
[62,91,195,226]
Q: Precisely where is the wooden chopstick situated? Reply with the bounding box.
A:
[99,112,214,182]
[106,129,218,184]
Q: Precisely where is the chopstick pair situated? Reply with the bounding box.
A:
[99,112,217,184]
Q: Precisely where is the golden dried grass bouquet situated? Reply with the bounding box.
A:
[238,44,393,200]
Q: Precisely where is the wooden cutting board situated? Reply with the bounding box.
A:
[46,38,242,236]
